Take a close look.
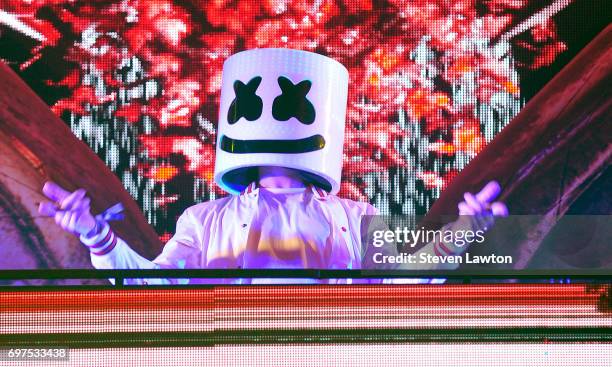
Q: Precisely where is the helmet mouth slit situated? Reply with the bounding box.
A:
[220,134,325,154]
[221,167,333,194]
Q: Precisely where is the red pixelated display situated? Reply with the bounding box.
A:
[0,1,570,237]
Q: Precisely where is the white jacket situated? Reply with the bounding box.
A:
[82,183,462,284]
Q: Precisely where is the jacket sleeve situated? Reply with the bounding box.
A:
[354,204,429,284]
[80,208,202,285]
[361,207,477,272]
[359,203,471,284]
[409,216,476,270]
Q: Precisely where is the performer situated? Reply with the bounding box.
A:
[39,48,507,284]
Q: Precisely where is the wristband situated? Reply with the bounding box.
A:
[79,203,124,256]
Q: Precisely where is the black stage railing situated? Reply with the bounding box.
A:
[0,269,611,287]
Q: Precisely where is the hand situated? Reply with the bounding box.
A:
[458,181,508,231]
[39,181,98,237]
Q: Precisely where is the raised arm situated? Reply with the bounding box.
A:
[39,181,202,285]
[361,181,508,287]
[412,181,509,270]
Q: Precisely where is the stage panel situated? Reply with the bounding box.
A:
[2,344,612,367]
[1,284,611,365]
[1,284,610,343]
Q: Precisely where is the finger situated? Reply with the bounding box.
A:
[464,192,484,213]
[478,212,495,231]
[491,202,509,217]
[42,181,71,203]
[54,210,67,227]
[60,210,73,230]
[60,189,86,210]
[458,202,475,215]
[67,211,79,233]
[75,197,91,211]
[465,209,493,232]
[475,181,502,204]
[38,202,58,217]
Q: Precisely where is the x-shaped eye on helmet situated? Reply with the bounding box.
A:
[272,76,316,124]
[227,76,263,124]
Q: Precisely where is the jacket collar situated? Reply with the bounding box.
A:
[240,182,258,197]
[310,185,328,200]
[240,182,329,200]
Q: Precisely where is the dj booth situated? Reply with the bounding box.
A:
[0,271,611,366]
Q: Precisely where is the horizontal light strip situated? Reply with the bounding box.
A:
[1,344,611,367]
[1,305,609,334]
[1,285,609,336]
[1,284,602,311]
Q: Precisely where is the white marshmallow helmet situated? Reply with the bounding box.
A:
[213,48,349,195]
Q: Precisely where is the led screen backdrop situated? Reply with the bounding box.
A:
[0,0,594,240]
[1,284,611,366]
